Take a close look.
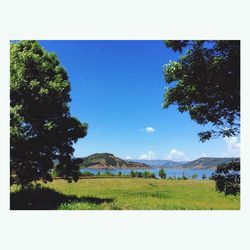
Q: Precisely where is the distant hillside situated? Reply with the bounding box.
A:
[130,159,187,167]
[77,153,150,169]
[176,157,240,170]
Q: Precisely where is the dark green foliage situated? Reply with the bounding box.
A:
[159,168,166,179]
[80,171,94,177]
[136,172,143,178]
[141,171,155,179]
[212,161,240,196]
[191,173,198,179]
[150,173,156,179]
[181,173,188,180]
[163,40,240,142]
[104,171,113,176]
[142,171,149,178]
[10,41,88,187]
[130,171,155,179]
[202,173,207,180]
[130,170,136,177]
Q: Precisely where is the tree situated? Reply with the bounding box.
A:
[211,161,240,195]
[191,173,198,180]
[150,172,156,179]
[202,173,207,180]
[10,41,88,187]
[142,171,149,179]
[163,40,240,142]
[136,172,143,178]
[159,168,166,179]
[130,170,136,178]
[182,172,188,180]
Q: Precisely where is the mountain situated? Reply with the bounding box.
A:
[74,154,239,170]
[76,153,150,169]
[176,157,240,170]
[130,159,187,167]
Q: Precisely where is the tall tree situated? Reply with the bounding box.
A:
[163,40,240,142]
[10,41,88,187]
[159,168,166,179]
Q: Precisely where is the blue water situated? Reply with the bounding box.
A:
[80,167,215,180]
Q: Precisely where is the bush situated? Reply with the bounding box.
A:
[142,171,155,179]
[104,171,113,176]
[136,172,143,178]
[191,173,198,180]
[150,173,156,179]
[142,171,149,179]
[50,168,59,178]
[80,171,94,177]
[181,173,188,180]
[159,168,166,179]
[130,170,136,178]
[211,161,240,196]
[202,173,207,180]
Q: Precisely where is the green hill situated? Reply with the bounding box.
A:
[76,153,150,169]
[177,157,240,169]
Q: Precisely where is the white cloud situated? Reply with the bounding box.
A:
[139,151,156,160]
[141,127,155,133]
[125,156,132,160]
[224,136,240,157]
[202,153,208,157]
[165,149,189,161]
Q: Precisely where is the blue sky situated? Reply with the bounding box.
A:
[39,40,240,161]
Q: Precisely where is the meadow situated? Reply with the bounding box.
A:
[10,178,240,210]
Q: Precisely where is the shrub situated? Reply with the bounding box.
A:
[202,173,207,180]
[130,170,136,178]
[181,173,188,180]
[142,171,149,178]
[136,172,143,178]
[150,173,156,179]
[104,171,113,176]
[191,173,198,180]
[159,168,166,179]
[80,171,94,177]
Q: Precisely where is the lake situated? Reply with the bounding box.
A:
[80,167,215,180]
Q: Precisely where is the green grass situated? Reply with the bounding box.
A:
[11,178,239,210]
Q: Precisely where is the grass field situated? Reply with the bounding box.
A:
[10,178,240,210]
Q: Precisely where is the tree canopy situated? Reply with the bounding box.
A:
[163,40,240,142]
[10,40,88,186]
[159,168,166,179]
[211,161,240,195]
